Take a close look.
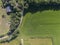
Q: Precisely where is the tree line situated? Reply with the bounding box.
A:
[24,0,60,3]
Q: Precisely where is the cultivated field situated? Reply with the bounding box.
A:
[20,10,60,45]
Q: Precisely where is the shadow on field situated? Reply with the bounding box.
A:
[24,2,60,16]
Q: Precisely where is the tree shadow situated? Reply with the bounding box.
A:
[24,2,60,16]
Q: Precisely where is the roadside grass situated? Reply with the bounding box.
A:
[20,10,60,45]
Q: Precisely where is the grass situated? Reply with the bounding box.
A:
[20,10,60,45]
[24,38,52,45]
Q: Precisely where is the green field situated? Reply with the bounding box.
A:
[20,10,60,45]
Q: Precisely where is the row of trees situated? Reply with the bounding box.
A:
[24,0,60,3]
[6,0,22,42]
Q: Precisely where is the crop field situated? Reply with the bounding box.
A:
[20,10,60,45]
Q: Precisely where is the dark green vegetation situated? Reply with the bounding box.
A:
[24,0,60,3]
